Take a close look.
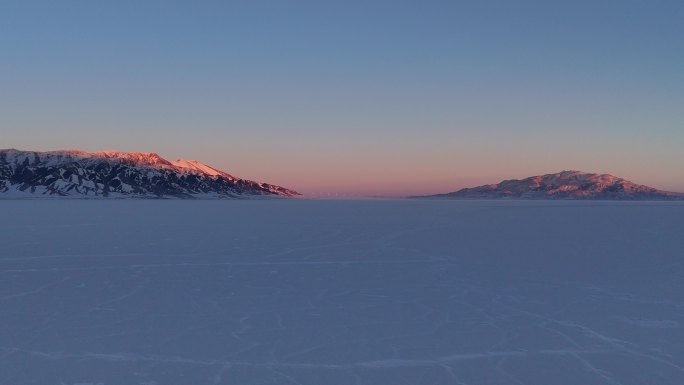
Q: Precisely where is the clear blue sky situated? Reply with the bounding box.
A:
[2,0,682,196]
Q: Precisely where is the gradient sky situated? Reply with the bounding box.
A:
[1,0,683,196]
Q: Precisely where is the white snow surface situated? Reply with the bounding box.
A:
[1,200,683,385]
[0,149,174,169]
[170,159,235,179]
[1,148,225,177]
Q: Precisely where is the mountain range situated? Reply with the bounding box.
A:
[2,150,682,201]
[417,170,683,200]
[0,149,299,198]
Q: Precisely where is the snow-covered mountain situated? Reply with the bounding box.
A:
[0,149,300,198]
[418,171,684,200]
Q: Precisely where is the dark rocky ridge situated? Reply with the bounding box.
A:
[416,171,683,200]
[0,149,300,198]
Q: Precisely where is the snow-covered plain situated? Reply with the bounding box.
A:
[1,199,683,385]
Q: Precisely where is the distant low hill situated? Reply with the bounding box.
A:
[0,149,300,198]
[415,171,684,200]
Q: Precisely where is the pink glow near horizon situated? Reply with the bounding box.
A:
[213,160,684,197]
[10,146,684,198]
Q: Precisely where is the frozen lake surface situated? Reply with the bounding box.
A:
[1,199,684,385]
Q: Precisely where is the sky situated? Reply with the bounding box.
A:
[1,0,683,196]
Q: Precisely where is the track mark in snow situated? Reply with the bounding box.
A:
[5,347,619,370]
[0,276,72,301]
